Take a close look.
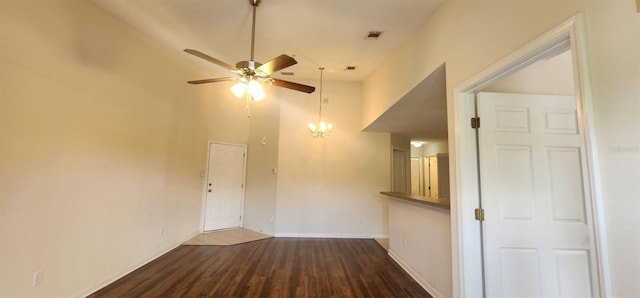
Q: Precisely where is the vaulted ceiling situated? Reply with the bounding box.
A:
[90,0,447,140]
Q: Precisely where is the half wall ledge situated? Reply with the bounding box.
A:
[380,192,450,210]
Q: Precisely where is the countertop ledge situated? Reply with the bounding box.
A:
[380,192,450,210]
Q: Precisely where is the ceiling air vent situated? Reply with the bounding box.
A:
[365,31,384,40]
[345,66,357,71]
[280,72,294,76]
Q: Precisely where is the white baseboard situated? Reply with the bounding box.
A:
[242,224,275,236]
[388,249,443,298]
[274,232,388,239]
[73,230,201,298]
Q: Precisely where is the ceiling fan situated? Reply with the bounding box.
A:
[184,0,315,101]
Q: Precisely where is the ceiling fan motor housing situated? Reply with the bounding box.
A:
[236,60,269,78]
[236,60,261,71]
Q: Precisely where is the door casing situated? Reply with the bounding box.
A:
[450,14,609,297]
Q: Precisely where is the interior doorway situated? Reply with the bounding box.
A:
[392,147,410,193]
[203,142,247,232]
[410,157,423,195]
[452,15,607,297]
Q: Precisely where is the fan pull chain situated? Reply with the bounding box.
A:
[318,67,324,121]
[246,92,251,118]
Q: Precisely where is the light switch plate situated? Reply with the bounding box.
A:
[33,270,43,287]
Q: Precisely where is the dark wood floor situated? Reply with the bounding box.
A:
[90,238,431,298]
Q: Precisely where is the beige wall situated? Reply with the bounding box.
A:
[388,199,452,298]
[363,0,640,296]
[275,80,390,237]
[0,0,249,296]
[391,133,410,149]
[243,89,281,236]
[363,0,580,129]
[482,49,575,96]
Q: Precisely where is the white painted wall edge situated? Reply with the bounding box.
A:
[72,230,201,298]
[275,233,388,239]
[388,249,443,298]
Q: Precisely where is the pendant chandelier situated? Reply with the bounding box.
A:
[308,67,332,138]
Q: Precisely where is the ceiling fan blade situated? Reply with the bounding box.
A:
[187,77,236,84]
[184,49,235,70]
[256,54,297,75]
[272,79,316,93]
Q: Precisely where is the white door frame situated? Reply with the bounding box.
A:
[450,14,610,297]
[200,141,248,232]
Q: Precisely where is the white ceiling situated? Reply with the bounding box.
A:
[90,0,443,82]
[89,0,447,140]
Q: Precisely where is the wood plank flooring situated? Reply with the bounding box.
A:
[89,238,431,298]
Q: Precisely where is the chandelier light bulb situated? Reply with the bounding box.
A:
[308,121,332,138]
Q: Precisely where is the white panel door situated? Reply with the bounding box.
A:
[428,156,439,199]
[204,143,246,231]
[423,156,430,197]
[478,92,593,297]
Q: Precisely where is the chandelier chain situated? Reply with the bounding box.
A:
[318,67,324,121]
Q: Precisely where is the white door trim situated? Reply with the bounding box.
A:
[200,141,248,232]
[450,14,609,297]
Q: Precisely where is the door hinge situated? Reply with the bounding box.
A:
[471,117,480,129]
[475,208,485,221]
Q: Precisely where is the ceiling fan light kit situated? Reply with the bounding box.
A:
[231,78,265,101]
[184,0,315,117]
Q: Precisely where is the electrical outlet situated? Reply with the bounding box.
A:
[33,270,43,287]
